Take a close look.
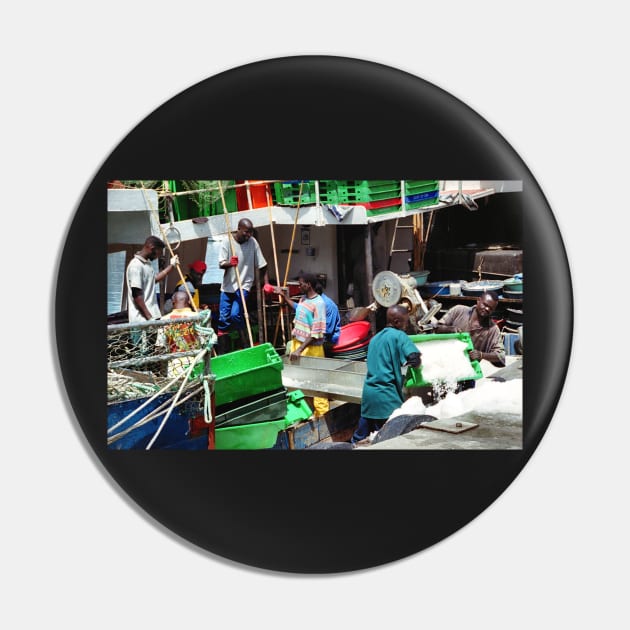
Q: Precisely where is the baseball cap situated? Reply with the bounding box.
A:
[190,260,207,274]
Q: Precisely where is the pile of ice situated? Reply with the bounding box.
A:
[414,338,477,384]
[390,379,522,421]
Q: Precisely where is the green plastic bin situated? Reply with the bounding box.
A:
[212,343,283,407]
[405,333,483,387]
[214,388,288,429]
[214,389,312,449]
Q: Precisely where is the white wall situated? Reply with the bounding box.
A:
[255,223,339,302]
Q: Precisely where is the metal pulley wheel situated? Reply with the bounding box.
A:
[164,225,181,251]
[164,194,181,250]
[371,270,403,307]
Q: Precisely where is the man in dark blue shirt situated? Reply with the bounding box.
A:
[315,282,341,356]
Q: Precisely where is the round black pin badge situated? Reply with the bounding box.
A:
[55,56,572,573]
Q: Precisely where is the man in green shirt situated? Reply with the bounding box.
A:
[351,305,421,445]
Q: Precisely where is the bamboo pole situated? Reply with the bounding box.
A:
[218,181,254,347]
[255,268,263,345]
[282,180,304,287]
[267,200,286,346]
[419,210,435,271]
[273,181,304,347]
[261,275,268,343]
[245,180,254,211]
[365,224,376,336]
[156,180,282,198]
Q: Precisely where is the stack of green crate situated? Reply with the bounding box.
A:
[271,180,439,213]
[404,180,440,209]
[215,390,313,449]
[315,180,347,204]
[353,180,401,202]
[347,180,402,217]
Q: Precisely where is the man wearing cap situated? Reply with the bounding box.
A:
[174,259,207,310]
[218,218,269,349]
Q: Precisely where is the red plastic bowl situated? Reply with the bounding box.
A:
[333,321,372,351]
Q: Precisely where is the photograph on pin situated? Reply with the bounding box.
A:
[106,180,523,450]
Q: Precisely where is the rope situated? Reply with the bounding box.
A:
[145,347,209,450]
[194,310,218,350]
[107,369,193,434]
[203,376,212,425]
[155,180,283,198]
[108,311,216,446]
[107,385,204,445]
[107,310,214,433]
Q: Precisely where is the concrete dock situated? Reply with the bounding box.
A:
[361,357,523,450]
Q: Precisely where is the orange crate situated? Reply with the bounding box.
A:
[236,180,273,210]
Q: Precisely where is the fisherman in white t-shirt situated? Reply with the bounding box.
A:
[217,218,269,351]
[126,235,179,323]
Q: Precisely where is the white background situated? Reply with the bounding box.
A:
[3,2,627,628]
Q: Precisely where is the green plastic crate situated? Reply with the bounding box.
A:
[365,202,402,217]
[273,181,318,205]
[214,389,312,449]
[283,389,313,425]
[404,180,439,195]
[364,194,439,216]
[346,180,400,203]
[215,416,291,449]
[214,388,288,429]
[405,191,440,210]
[404,333,483,387]
[212,343,284,407]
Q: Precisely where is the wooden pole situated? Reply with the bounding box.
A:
[255,268,263,345]
[273,181,304,347]
[364,224,376,336]
[218,181,254,347]
[267,204,286,346]
[261,276,268,343]
[282,181,304,287]
[245,180,254,211]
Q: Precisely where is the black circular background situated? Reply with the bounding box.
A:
[55,56,572,573]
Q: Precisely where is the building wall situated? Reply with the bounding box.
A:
[254,224,339,303]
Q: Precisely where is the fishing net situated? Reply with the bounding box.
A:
[107,311,215,403]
